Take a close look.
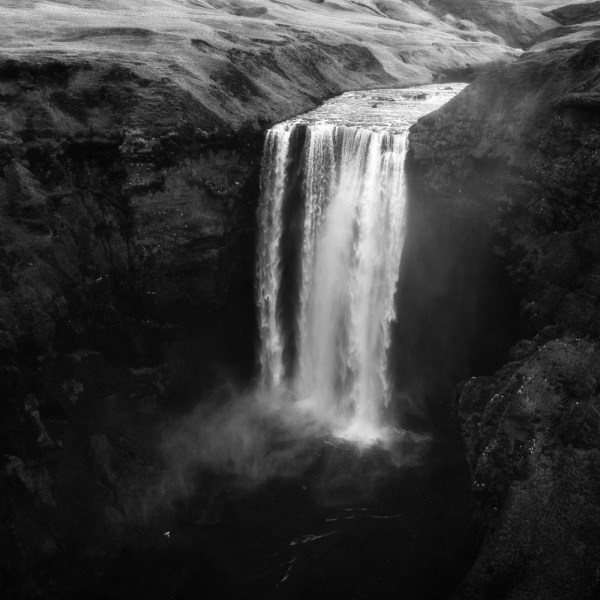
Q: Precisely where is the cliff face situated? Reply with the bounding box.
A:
[408,28,600,599]
[409,35,600,345]
[0,58,263,599]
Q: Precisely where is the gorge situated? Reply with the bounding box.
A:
[1,1,600,599]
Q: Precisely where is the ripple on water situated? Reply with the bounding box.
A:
[287,83,468,133]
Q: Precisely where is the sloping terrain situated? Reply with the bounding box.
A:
[0,0,532,134]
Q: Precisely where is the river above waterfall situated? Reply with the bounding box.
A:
[286,84,468,132]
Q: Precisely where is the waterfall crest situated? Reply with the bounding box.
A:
[257,84,467,444]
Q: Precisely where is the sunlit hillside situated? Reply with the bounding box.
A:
[0,0,550,126]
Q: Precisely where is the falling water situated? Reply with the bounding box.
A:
[257,84,467,444]
[257,126,293,387]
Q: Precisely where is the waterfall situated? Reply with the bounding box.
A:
[257,122,408,442]
[256,84,467,444]
[257,126,293,387]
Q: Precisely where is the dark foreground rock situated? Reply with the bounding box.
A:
[455,338,600,599]
[408,28,600,599]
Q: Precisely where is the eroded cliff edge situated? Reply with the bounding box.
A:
[408,33,600,599]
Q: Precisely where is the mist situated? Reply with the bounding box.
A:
[157,382,431,506]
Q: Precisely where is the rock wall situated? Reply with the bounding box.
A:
[408,30,600,599]
[0,58,262,599]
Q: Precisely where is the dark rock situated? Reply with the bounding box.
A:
[89,434,117,488]
[455,339,600,599]
[408,33,600,599]
[3,455,56,508]
[410,35,600,342]
[4,162,49,223]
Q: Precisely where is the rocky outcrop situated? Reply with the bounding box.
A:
[455,339,600,599]
[408,29,600,599]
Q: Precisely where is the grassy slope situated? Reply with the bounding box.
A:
[0,0,533,129]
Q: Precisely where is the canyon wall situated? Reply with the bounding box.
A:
[408,25,600,599]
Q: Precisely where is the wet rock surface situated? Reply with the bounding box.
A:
[408,24,600,600]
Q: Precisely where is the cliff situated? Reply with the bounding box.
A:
[408,24,600,599]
